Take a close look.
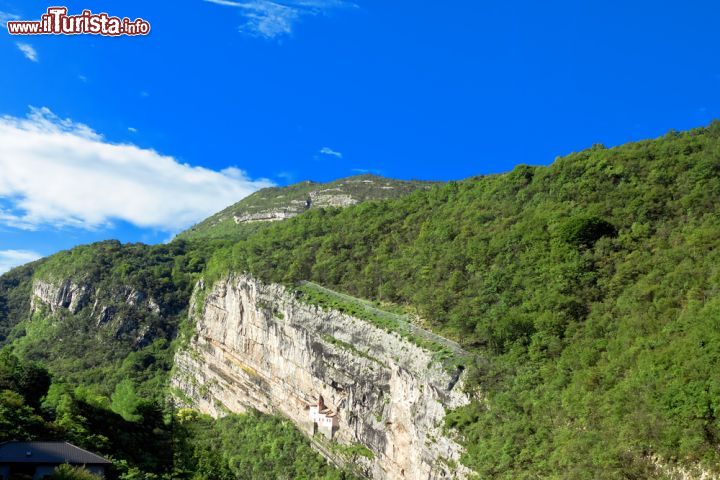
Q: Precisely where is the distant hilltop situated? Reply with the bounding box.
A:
[177,174,438,241]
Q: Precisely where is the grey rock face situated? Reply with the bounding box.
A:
[232,189,359,225]
[309,189,359,208]
[31,279,90,314]
[172,274,471,480]
[31,279,162,345]
[233,210,300,224]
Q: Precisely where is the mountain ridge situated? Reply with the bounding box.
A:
[176,173,438,242]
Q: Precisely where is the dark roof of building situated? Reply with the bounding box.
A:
[0,442,111,465]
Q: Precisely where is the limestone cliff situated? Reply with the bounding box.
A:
[29,278,164,347]
[31,278,91,314]
[172,274,471,479]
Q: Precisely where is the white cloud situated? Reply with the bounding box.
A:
[78,75,88,82]
[204,0,356,39]
[0,107,274,232]
[16,43,38,62]
[0,250,42,274]
[320,147,343,158]
[128,127,138,133]
[0,11,20,27]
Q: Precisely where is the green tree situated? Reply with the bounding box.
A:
[111,379,143,422]
[51,464,102,480]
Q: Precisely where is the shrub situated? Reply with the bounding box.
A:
[51,464,102,480]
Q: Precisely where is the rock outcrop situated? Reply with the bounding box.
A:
[231,190,360,224]
[172,274,471,479]
[30,278,163,347]
[31,279,90,314]
[309,189,359,208]
[233,210,300,223]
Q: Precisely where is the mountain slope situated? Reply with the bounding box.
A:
[0,240,358,479]
[0,240,215,397]
[1,122,719,478]
[176,174,436,242]
[201,122,720,478]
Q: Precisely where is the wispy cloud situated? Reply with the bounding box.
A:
[0,11,19,27]
[128,127,138,133]
[0,107,274,232]
[204,0,357,40]
[0,250,41,274]
[16,43,38,62]
[320,147,343,158]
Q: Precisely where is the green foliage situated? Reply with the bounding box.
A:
[111,379,143,422]
[0,348,51,408]
[0,389,49,441]
[0,260,38,344]
[51,464,102,480]
[12,239,226,398]
[174,410,357,480]
[298,282,452,355]
[0,351,172,475]
[556,215,617,247]
[0,236,356,478]
[330,442,375,460]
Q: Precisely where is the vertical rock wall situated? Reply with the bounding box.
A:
[172,274,471,479]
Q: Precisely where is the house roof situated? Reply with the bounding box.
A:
[0,442,111,465]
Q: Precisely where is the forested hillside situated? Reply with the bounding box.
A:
[0,241,359,478]
[0,240,216,398]
[1,122,719,478]
[204,122,720,478]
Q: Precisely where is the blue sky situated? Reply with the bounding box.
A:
[0,0,718,271]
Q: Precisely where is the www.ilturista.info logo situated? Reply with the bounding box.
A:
[7,7,150,36]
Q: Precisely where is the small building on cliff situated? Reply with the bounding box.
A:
[308,395,339,439]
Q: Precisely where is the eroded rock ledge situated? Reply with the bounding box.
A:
[171,274,471,479]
